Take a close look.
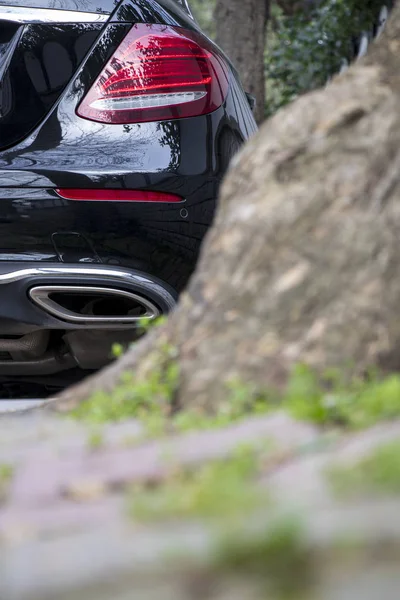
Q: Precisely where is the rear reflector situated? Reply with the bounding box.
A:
[77,23,229,124]
[56,189,183,203]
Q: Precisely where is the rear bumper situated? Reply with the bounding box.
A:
[0,186,213,292]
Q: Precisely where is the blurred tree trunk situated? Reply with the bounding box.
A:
[214,0,269,124]
[55,6,400,415]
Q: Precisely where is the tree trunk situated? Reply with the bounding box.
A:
[54,4,400,414]
[214,0,269,124]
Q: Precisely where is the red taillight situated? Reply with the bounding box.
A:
[77,23,229,124]
[56,189,183,203]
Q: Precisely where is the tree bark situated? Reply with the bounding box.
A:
[54,4,400,414]
[214,0,269,124]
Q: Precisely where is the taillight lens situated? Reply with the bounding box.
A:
[56,189,183,203]
[77,23,229,124]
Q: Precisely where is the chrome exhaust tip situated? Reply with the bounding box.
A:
[29,285,161,327]
[0,263,177,332]
[0,264,177,378]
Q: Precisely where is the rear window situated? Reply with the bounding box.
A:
[0,0,117,13]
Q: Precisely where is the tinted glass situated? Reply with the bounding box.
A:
[0,1,119,14]
[0,22,103,149]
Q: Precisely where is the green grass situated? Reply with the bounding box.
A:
[329,440,400,497]
[71,366,274,433]
[0,463,14,501]
[71,343,179,426]
[72,358,400,437]
[213,517,312,599]
[285,365,400,429]
[128,446,265,522]
[87,429,104,450]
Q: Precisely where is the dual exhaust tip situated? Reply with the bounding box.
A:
[29,285,164,328]
[0,264,176,329]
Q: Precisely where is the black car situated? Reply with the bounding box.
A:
[0,0,257,398]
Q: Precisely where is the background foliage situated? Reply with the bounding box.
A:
[266,0,390,115]
[190,0,390,117]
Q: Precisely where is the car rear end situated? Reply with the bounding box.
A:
[0,0,257,397]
